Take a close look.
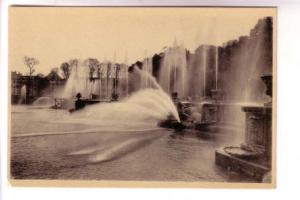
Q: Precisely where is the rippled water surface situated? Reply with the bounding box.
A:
[11,105,254,182]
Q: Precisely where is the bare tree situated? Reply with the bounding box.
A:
[24,56,39,76]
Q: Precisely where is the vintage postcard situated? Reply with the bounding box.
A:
[9,6,276,188]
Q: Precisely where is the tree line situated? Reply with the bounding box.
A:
[23,57,122,80]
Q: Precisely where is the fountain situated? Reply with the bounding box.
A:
[199,17,272,131]
[210,46,222,101]
[215,75,272,182]
[190,45,223,130]
[65,62,103,100]
[134,66,180,122]
[203,46,207,97]
[57,59,129,110]
[19,85,27,104]
[158,40,188,99]
[72,67,181,125]
[141,57,153,89]
[49,17,271,130]
[32,96,55,107]
[117,63,129,98]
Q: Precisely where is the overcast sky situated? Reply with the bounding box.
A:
[9,7,275,75]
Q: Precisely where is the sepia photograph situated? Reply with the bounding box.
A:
[8,6,276,187]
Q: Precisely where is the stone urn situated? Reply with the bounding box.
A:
[261,75,272,106]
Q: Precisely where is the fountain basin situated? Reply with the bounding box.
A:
[215,105,272,182]
[215,148,270,181]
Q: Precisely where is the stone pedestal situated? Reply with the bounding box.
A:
[215,105,272,181]
[199,89,222,125]
[242,106,272,163]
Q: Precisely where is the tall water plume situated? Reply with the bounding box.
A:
[158,40,188,99]
[18,85,27,104]
[141,57,153,89]
[186,45,209,100]
[117,63,129,97]
[63,62,91,99]
[63,60,129,100]
[218,17,272,103]
[215,46,219,90]
[202,46,207,97]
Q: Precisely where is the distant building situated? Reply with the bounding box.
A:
[11,70,66,104]
[11,72,23,104]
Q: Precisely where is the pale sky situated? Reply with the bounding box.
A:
[9,7,275,75]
